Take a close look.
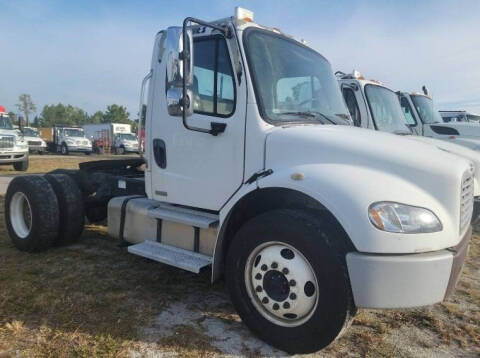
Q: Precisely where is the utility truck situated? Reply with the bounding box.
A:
[440,110,480,123]
[398,90,480,149]
[337,70,480,222]
[0,106,29,170]
[4,8,474,354]
[84,123,139,154]
[41,125,92,155]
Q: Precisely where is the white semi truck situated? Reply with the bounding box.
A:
[84,123,139,154]
[4,9,473,354]
[337,71,480,222]
[398,90,480,149]
[0,106,29,170]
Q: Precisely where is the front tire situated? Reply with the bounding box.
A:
[13,159,28,171]
[226,209,356,354]
[5,176,59,252]
[61,143,69,155]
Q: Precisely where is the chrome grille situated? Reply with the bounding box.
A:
[460,172,474,233]
[0,136,14,149]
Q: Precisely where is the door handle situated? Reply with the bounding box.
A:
[153,139,167,168]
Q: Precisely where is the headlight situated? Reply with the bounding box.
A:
[368,202,442,233]
[66,139,75,144]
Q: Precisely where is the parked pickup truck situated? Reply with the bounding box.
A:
[4,8,473,354]
[337,70,480,222]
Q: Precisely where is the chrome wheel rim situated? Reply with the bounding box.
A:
[10,192,32,238]
[245,241,318,327]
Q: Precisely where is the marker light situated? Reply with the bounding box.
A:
[235,7,254,22]
[368,202,442,234]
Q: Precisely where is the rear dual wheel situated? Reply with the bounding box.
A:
[5,174,84,252]
[226,209,356,354]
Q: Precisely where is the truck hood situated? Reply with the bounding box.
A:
[406,135,480,196]
[265,125,471,198]
[0,129,18,137]
[430,122,480,138]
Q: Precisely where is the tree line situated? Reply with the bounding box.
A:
[11,94,136,129]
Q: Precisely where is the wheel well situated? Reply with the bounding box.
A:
[212,187,355,282]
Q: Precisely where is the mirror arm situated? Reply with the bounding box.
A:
[181,16,229,136]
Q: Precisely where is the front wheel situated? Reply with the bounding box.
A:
[13,159,28,171]
[61,144,68,155]
[226,209,356,354]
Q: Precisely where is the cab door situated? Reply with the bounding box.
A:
[400,95,422,135]
[150,33,246,211]
[341,83,371,128]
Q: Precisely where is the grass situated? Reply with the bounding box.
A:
[0,193,478,356]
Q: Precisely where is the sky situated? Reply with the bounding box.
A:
[1,0,479,118]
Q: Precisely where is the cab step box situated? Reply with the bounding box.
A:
[128,240,212,273]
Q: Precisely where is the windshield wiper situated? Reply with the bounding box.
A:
[393,130,412,135]
[277,111,334,124]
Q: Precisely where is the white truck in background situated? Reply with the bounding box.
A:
[84,123,139,154]
[0,105,29,170]
[440,110,480,123]
[22,127,47,154]
[337,70,480,222]
[399,90,480,149]
[4,8,473,354]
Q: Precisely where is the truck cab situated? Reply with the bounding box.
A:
[3,8,474,354]
[23,127,47,153]
[54,125,92,155]
[337,70,480,221]
[399,91,480,148]
[0,106,29,170]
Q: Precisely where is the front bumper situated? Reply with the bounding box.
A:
[68,146,92,153]
[346,226,471,309]
[0,151,28,163]
[29,146,46,152]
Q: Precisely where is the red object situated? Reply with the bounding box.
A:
[0,105,6,113]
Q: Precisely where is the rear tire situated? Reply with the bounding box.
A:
[5,176,59,252]
[45,174,85,245]
[225,209,356,354]
[13,159,28,171]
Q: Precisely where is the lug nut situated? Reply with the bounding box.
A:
[255,273,262,280]
[261,264,268,271]
[262,297,269,304]
[273,303,279,310]
[290,293,297,300]
[283,302,290,309]
[282,268,289,275]
[256,285,263,292]
[271,262,278,269]
[289,279,296,287]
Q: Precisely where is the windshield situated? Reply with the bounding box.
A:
[244,29,351,125]
[411,95,442,124]
[0,115,14,130]
[23,128,40,137]
[64,128,85,137]
[117,133,136,141]
[364,85,411,134]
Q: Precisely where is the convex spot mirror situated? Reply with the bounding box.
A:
[166,26,194,117]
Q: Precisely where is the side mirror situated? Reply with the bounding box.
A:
[165,26,194,117]
[167,87,193,116]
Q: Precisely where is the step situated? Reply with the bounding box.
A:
[148,203,219,229]
[128,240,213,273]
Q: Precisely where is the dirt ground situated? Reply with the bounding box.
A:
[0,199,478,356]
[0,153,139,175]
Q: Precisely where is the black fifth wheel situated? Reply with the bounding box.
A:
[5,176,59,252]
[226,209,356,354]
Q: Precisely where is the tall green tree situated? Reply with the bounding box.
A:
[89,111,104,124]
[40,103,89,127]
[16,94,36,127]
[103,104,130,124]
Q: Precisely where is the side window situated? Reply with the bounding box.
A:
[192,37,235,117]
[342,88,361,127]
[400,97,416,125]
